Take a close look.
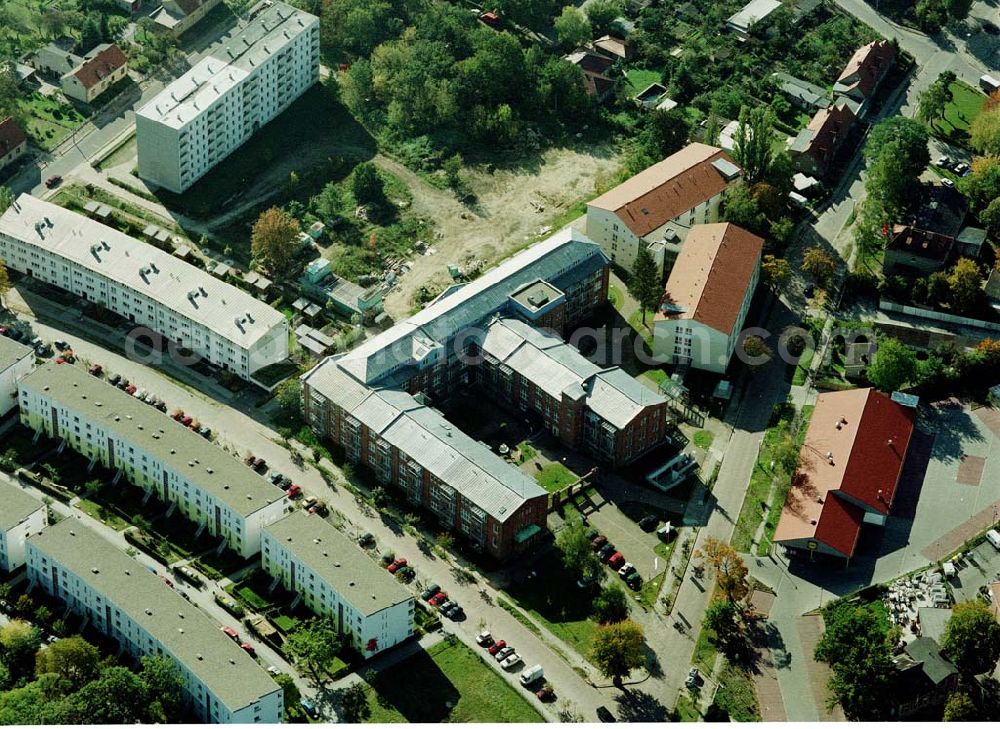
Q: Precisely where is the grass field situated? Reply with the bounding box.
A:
[363,639,543,723]
[76,498,130,530]
[692,430,714,449]
[932,81,986,146]
[534,462,579,492]
[626,68,663,97]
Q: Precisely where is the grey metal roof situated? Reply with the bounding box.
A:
[335,228,608,385]
[0,195,286,350]
[263,511,412,616]
[28,520,281,713]
[20,364,285,517]
[903,637,958,686]
[771,72,829,108]
[0,334,33,373]
[0,479,45,533]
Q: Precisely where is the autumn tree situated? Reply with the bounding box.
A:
[802,247,837,286]
[942,600,1000,676]
[943,691,977,721]
[760,255,791,290]
[741,334,773,371]
[591,620,645,687]
[251,207,300,276]
[971,107,1000,155]
[629,247,662,325]
[947,257,983,314]
[695,537,750,605]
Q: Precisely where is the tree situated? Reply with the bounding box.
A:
[442,153,463,191]
[865,117,930,182]
[592,584,630,623]
[802,247,837,286]
[34,636,99,690]
[918,77,951,128]
[67,666,149,724]
[814,602,894,719]
[0,258,9,309]
[723,182,766,235]
[553,6,591,49]
[629,247,662,325]
[140,655,184,722]
[943,691,977,721]
[703,599,746,660]
[960,155,1000,210]
[915,0,947,32]
[555,519,603,584]
[334,682,371,722]
[285,618,343,681]
[251,207,300,276]
[351,162,386,208]
[80,16,103,52]
[0,187,12,213]
[732,105,774,185]
[741,334,772,371]
[0,620,41,681]
[942,600,1000,676]
[275,673,300,712]
[947,257,983,314]
[970,108,1000,155]
[867,338,917,393]
[591,620,645,686]
[585,0,623,35]
[694,538,749,605]
[945,0,973,20]
[981,197,1000,234]
[273,378,303,428]
[760,255,791,290]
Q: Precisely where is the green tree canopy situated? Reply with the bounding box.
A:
[592,584,630,624]
[591,620,645,686]
[971,108,1000,156]
[334,682,371,722]
[352,162,387,208]
[629,247,662,325]
[867,338,917,394]
[585,0,624,35]
[34,636,100,691]
[942,600,1000,676]
[732,105,775,185]
[285,618,343,682]
[66,666,149,724]
[555,519,603,583]
[943,691,977,721]
[140,655,185,723]
[553,6,591,49]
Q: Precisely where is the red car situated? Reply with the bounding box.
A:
[88,364,103,376]
[387,558,408,574]
[125,384,137,395]
[429,592,448,606]
[285,484,301,498]
[608,552,625,570]
[240,642,256,656]
[488,640,507,656]
[479,11,500,26]
[591,535,607,551]
[221,626,239,641]
[55,357,66,364]
[161,576,174,588]
[181,416,194,427]
[172,410,185,421]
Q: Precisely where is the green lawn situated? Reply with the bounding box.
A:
[363,639,543,723]
[932,81,986,146]
[272,614,300,633]
[757,405,814,556]
[76,499,130,531]
[534,462,579,492]
[626,68,663,96]
[637,570,666,611]
[692,430,714,449]
[791,343,816,386]
[676,693,701,722]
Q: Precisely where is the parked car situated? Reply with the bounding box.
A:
[576,574,598,590]
[500,653,522,669]
[387,557,408,573]
[270,472,284,485]
[596,706,617,722]
[954,162,970,176]
[638,515,658,532]
[108,373,121,386]
[197,426,212,439]
[585,528,599,541]
[618,562,636,578]
[285,484,302,498]
[608,552,625,570]
[598,544,615,562]
[685,667,702,688]
[45,175,62,189]
[133,388,147,400]
[625,572,642,591]
[591,535,607,551]
[88,364,103,377]
[278,477,292,489]
[299,698,317,718]
[488,640,507,655]
[495,646,515,662]
[221,626,239,641]
[941,177,956,188]
[536,685,555,701]
[175,565,203,587]
[266,666,281,676]
[252,458,267,473]
[429,592,448,606]
[117,378,129,390]
[476,631,494,647]
[447,606,465,620]
[308,500,328,516]
[936,155,951,168]
[54,340,70,351]
[437,600,456,614]
[519,664,543,685]
[303,496,318,510]
[421,584,441,601]
[240,642,256,657]
[243,454,256,466]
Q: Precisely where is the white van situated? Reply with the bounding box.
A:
[519,664,543,686]
[986,529,1000,550]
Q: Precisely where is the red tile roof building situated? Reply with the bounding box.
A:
[774,388,915,560]
[60,43,128,104]
[833,39,896,114]
[789,102,856,177]
[0,117,28,171]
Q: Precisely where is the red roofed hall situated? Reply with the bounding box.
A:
[585,142,743,274]
[652,223,763,373]
[774,387,916,560]
[0,117,28,171]
[60,43,128,104]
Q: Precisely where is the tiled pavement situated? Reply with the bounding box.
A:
[795,614,846,722]
[749,591,786,722]
[922,497,1000,562]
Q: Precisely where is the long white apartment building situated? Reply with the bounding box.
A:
[0,479,46,572]
[27,520,283,723]
[262,511,415,658]
[136,0,320,193]
[0,334,35,416]
[18,364,289,557]
[0,195,288,378]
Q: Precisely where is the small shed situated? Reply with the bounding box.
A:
[213,261,232,279]
[845,341,874,380]
[172,244,192,260]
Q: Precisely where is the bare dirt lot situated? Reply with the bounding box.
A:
[377,143,622,319]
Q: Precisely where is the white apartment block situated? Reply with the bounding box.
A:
[586,143,742,274]
[136,0,320,193]
[18,364,289,557]
[27,520,283,723]
[0,479,46,572]
[262,511,415,658]
[0,194,289,378]
[0,335,35,416]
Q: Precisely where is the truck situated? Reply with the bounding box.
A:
[981,74,1000,94]
[519,664,543,686]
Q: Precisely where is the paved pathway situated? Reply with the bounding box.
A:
[795,614,846,722]
[748,591,787,722]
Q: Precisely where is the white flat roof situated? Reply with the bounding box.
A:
[0,194,285,350]
[138,0,317,129]
[727,0,781,30]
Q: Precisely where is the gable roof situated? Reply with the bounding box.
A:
[588,143,740,237]
[0,117,27,155]
[71,43,127,89]
[564,49,613,76]
[902,637,958,686]
[656,223,764,335]
[774,388,915,556]
[789,103,855,161]
[593,35,631,60]
[835,39,895,100]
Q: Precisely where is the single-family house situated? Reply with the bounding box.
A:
[652,223,764,373]
[774,387,916,561]
[890,638,959,719]
[563,50,616,103]
[883,185,967,277]
[585,143,742,274]
[789,102,856,177]
[0,117,28,171]
[833,39,896,116]
[60,43,128,104]
[593,35,632,61]
[726,0,782,36]
[151,0,224,37]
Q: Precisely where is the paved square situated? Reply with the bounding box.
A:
[957,455,986,486]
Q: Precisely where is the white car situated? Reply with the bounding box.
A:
[495,646,515,662]
[941,177,955,188]
[618,562,635,578]
[266,666,281,676]
[500,653,522,669]
[476,631,493,646]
